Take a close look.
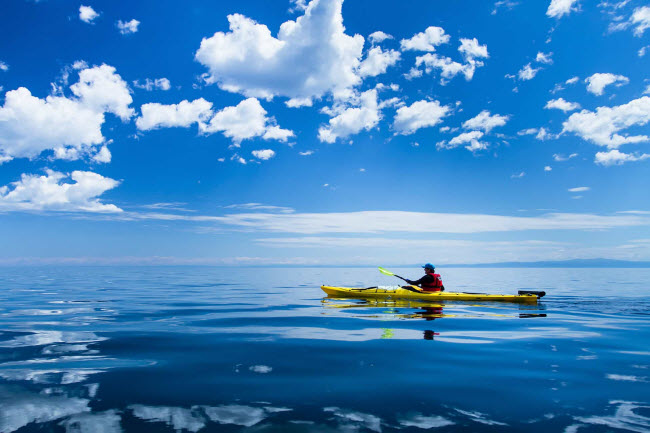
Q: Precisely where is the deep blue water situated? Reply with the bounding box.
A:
[0,266,649,432]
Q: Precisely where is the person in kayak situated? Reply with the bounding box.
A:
[404,263,445,292]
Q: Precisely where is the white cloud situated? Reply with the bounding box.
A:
[393,99,450,135]
[544,166,552,171]
[518,128,538,136]
[518,63,540,81]
[403,67,423,80]
[545,98,581,112]
[566,76,579,84]
[536,127,555,140]
[299,150,314,156]
[93,145,111,163]
[79,5,99,23]
[201,98,294,145]
[553,153,578,161]
[173,210,650,234]
[569,186,590,192]
[71,65,134,120]
[368,31,393,44]
[318,89,380,143]
[415,53,482,82]
[511,172,526,178]
[252,149,275,160]
[438,130,487,151]
[232,154,247,164]
[595,149,650,166]
[136,98,213,131]
[358,47,400,78]
[462,110,509,132]
[0,64,132,162]
[195,0,364,105]
[0,61,8,72]
[117,19,139,35]
[585,73,629,96]
[631,6,650,35]
[0,170,121,213]
[458,38,489,61]
[547,0,580,18]
[400,26,450,52]
[640,46,649,57]
[133,78,171,91]
[562,96,650,148]
[614,7,650,36]
[289,0,308,13]
[536,51,553,64]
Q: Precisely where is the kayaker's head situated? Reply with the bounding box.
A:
[422,263,435,274]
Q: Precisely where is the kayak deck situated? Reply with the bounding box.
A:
[321,285,543,303]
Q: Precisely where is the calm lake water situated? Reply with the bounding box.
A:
[1,266,649,432]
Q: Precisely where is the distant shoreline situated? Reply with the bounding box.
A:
[0,259,649,268]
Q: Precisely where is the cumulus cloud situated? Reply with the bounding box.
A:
[415,53,483,82]
[393,99,450,135]
[200,98,294,145]
[0,64,132,162]
[71,65,134,120]
[136,98,214,131]
[117,19,139,34]
[0,61,8,72]
[252,149,276,160]
[400,26,450,51]
[547,0,580,18]
[368,31,392,44]
[79,5,99,23]
[569,186,590,192]
[462,110,509,132]
[631,6,650,36]
[595,149,650,166]
[536,51,553,64]
[195,0,364,105]
[358,47,400,78]
[518,63,540,81]
[318,89,380,142]
[585,73,629,95]
[133,78,171,91]
[544,166,552,171]
[0,169,121,213]
[438,130,487,152]
[562,96,650,148]
[458,38,489,61]
[545,98,581,112]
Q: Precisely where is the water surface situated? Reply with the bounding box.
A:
[0,266,649,432]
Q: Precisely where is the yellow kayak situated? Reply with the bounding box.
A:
[321,285,544,303]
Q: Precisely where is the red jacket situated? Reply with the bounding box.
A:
[421,273,444,292]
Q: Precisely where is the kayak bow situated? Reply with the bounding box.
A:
[321,285,545,303]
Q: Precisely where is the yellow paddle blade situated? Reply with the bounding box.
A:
[378,267,395,276]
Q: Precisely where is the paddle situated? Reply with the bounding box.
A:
[378,267,409,283]
[378,267,423,293]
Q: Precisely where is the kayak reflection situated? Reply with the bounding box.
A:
[322,297,546,321]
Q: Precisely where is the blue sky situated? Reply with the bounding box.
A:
[0,0,649,265]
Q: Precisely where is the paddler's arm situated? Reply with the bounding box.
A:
[405,275,434,287]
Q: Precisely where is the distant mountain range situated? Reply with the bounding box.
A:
[443,259,650,268]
